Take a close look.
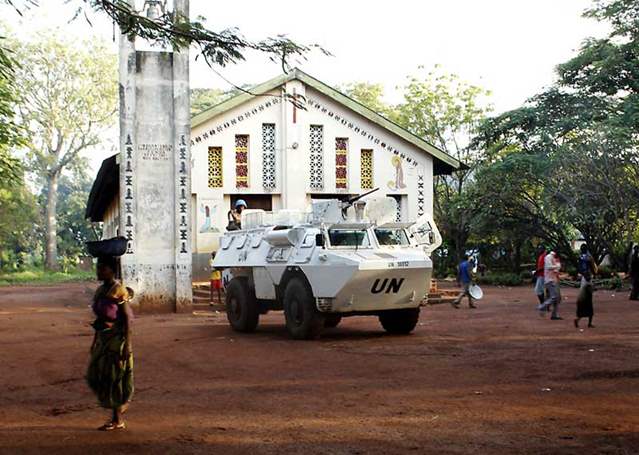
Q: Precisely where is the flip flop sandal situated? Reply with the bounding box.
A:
[98,421,126,431]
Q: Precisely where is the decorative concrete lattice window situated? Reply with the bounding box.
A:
[335,138,348,190]
[207,146,223,188]
[309,125,324,190]
[389,194,403,222]
[235,134,249,188]
[261,124,276,189]
[360,149,373,189]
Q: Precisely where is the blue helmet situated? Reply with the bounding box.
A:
[235,199,247,208]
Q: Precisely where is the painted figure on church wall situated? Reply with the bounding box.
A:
[388,155,407,190]
[199,202,220,233]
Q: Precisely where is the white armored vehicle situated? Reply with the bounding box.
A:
[212,190,442,339]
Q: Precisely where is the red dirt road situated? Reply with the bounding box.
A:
[0,283,638,454]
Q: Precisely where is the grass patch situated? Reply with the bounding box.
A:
[0,268,95,286]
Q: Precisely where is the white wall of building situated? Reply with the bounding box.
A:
[102,197,120,239]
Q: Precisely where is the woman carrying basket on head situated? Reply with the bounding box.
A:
[87,255,135,431]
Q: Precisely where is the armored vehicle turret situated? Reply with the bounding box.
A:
[212,192,442,339]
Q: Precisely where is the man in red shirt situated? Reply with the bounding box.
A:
[534,245,546,305]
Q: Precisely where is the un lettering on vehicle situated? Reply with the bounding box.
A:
[371,278,405,294]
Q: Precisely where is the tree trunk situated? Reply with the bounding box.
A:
[44,171,60,271]
[455,230,465,264]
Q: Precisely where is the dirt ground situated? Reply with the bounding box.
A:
[1,283,638,455]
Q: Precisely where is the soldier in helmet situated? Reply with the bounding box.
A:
[227,199,247,231]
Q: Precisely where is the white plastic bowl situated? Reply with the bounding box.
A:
[469,284,484,300]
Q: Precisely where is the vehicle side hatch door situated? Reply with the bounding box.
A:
[407,214,442,254]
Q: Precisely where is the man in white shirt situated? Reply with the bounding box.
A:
[538,250,562,320]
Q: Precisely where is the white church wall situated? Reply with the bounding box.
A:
[302,87,434,220]
[191,90,283,255]
[189,79,436,259]
[191,89,282,195]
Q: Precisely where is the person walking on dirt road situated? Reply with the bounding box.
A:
[87,256,135,431]
[538,250,562,320]
[575,244,598,329]
[534,245,547,305]
[453,255,477,309]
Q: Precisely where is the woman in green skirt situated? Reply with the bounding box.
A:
[87,256,134,431]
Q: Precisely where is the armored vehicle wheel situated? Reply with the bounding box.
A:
[324,314,342,328]
[225,277,259,333]
[378,308,420,334]
[284,277,325,339]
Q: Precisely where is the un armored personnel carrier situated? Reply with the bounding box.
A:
[212,190,442,339]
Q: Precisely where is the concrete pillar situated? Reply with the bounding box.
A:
[119,0,193,313]
[119,0,139,297]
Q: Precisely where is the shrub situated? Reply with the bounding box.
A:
[608,275,622,290]
[564,265,577,279]
[520,270,535,284]
[477,272,524,287]
[434,267,457,280]
[597,266,615,279]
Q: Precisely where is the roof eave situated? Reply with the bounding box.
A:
[292,70,461,172]
[191,72,294,129]
[190,68,463,173]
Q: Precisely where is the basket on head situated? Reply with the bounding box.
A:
[86,236,128,258]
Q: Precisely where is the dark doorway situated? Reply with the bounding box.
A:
[230,194,273,211]
[310,193,355,201]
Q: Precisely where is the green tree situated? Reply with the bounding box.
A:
[470,152,576,266]
[341,82,399,121]
[474,0,639,271]
[39,164,98,262]
[190,86,253,116]
[12,34,117,270]
[341,70,493,270]
[0,25,36,270]
[191,88,226,117]
[557,0,639,267]
[551,132,638,268]
[558,0,639,111]
[0,34,23,182]
[396,66,492,266]
[0,176,39,270]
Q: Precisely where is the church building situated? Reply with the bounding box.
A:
[87,68,461,280]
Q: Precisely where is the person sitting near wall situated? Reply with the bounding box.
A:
[227,199,247,231]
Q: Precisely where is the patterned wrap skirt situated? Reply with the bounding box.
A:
[86,324,134,408]
[576,277,594,318]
